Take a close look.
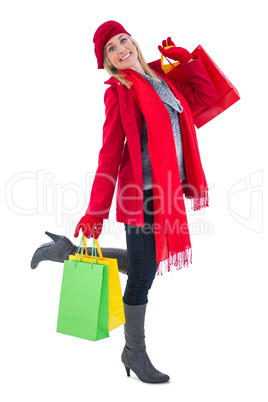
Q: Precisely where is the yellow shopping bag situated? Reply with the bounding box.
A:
[69,236,125,331]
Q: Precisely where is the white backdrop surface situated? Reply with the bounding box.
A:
[1,1,267,401]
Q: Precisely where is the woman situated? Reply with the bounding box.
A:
[31,20,218,383]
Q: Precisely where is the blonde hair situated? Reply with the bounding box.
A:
[103,35,161,88]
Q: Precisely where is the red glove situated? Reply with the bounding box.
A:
[74,215,103,239]
[158,37,192,64]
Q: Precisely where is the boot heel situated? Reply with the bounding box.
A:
[124,365,130,377]
[45,231,63,243]
[30,233,76,269]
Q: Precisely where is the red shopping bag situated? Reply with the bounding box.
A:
[161,45,240,128]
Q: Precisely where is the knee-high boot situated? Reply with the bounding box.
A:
[30,231,129,274]
[121,302,170,383]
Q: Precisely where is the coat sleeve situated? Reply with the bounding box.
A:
[168,57,218,112]
[86,86,125,219]
[148,57,218,113]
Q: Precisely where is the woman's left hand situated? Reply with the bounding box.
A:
[158,37,193,63]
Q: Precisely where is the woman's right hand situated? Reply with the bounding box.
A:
[74,215,103,239]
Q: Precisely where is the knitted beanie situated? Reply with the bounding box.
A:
[93,20,131,69]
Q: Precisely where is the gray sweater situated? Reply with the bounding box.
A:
[138,71,186,190]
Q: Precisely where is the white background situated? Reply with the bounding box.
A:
[1,0,267,400]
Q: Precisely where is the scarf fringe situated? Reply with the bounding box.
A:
[191,190,209,211]
[157,247,192,276]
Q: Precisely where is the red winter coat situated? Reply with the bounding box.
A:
[86,57,218,227]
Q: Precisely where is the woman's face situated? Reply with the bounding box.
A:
[105,33,143,72]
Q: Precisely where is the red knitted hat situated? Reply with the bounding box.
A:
[93,20,131,69]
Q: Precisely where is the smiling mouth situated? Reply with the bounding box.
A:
[120,52,131,61]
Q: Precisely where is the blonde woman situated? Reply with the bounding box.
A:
[31,20,218,383]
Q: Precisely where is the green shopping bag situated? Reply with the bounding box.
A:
[56,234,109,341]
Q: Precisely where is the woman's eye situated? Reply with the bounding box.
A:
[108,38,126,52]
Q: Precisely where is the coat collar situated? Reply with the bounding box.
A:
[104,76,118,86]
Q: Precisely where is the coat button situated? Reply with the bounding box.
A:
[118,82,120,85]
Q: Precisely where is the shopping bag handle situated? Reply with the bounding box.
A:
[94,239,103,259]
[74,235,84,267]
[82,234,103,259]
[74,234,98,269]
[160,45,180,70]
[90,235,98,270]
